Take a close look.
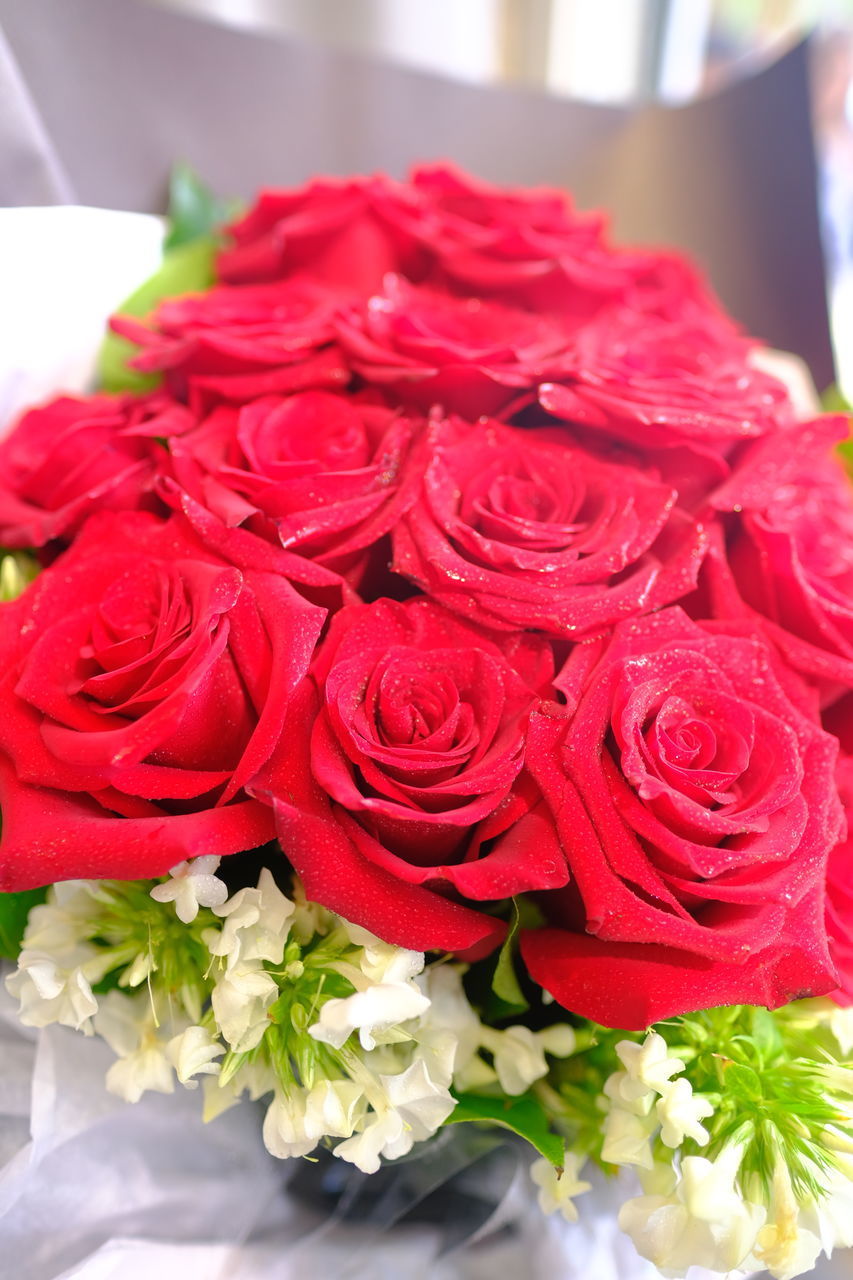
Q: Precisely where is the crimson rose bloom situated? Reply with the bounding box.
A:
[409,164,727,330]
[0,392,191,549]
[111,279,348,410]
[518,608,843,1029]
[826,753,853,1003]
[168,391,429,588]
[335,274,570,419]
[217,175,429,293]
[708,417,853,698]
[539,306,791,454]
[392,417,707,637]
[254,597,565,955]
[0,511,325,889]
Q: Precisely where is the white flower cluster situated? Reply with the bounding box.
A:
[4,862,577,1180]
[604,1029,853,1280]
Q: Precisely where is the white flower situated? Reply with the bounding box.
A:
[309,982,430,1052]
[304,1079,364,1141]
[601,1105,658,1170]
[334,1058,456,1173]
[619,1147,766,1276]
[530,1151,591,1222]
[603,1069,655,1117]
[149,855,228,923]
[21,882,98,954]
[207,868,293,969]
[616,1031,684,1099]
[484,1022,576,1097]
[95,992,176,1104]
[340,920,425,986]
[750,1158,824,1280]
[211,962,278,1053]
[829,1005,853,1057]
[416,965,483,1088]
[333,1108,406,1175]
[6,949,99,1032]
[655,1077,713,1148]
[166,1025,225,1087]
[263,1088,316,1160]
[262,1077,363,1161]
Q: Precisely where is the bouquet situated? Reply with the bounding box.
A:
[1,164,852,1279]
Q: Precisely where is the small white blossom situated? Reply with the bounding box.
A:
[166,1024,225,1087]
[333,1108,406,1175]
[603,1070,655,1117]
[207,868,293,969]
[263,1088,316,1159]
[21,882,98,954]
[334,1057,455,1173]
[309,983,430,1052]
[120,950,155,989]
[95,992,176,1104]
[601,1105,658,1169]
[829,1006,853,1058]
[619,1148,766,1276]
[6,950,99,1032]
[655,1077,713,1148]
[750,1158,824,1280]
[211,961,278,1053]
[484,1023,576,1097]
[304,1079,364,1141]
[149,856,228,924]
[340,920,425,986]
[530,1151,591,1222]
[616,1031,684,1099]
[415,965,483,1088]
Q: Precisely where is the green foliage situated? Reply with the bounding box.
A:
[0,888,47,960]
[163,163,239,251]
[446,1089,565,1166]
[489,898,529,1015]
[97,237,217,394]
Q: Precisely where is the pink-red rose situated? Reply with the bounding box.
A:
[217,175,429,294]
[707,417,853,699]
[392,416,707,637]
[335,274,570,419]
[0,510,325,888]
[518,608,843,1029]
[826,752,853,1003]
[111,279,349,411]
[254,597,565,955]
[0,393,191,549]
[167,390,429,590]
[539,306,791,455]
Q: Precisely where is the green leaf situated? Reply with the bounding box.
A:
[821,383,852,414]
[0,887,47,960]
[97,236,217,394]
[164,163,240,251]
[490,898,529,1014]
[446,1090,564,1166]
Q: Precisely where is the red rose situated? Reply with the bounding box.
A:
[253,597,565,954]
[518,608,843,1029]
[707,417,853,699]
[392,417,707,637]
[408,165,729,332]
[826,753,853,1002]
[111,279,348,411]
[217,175,429,293]
[0,393,191,549]
[168,390,429,590]
[335,274,570,419]
[0,510,325,889]
[539,306,792,454]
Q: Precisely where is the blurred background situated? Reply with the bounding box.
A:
[144,0,853,400]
